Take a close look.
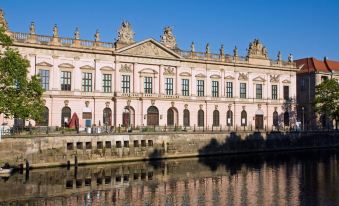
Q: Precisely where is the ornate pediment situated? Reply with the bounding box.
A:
[253,76,266,82]
[224,75,235,80]
[117,39,181,59]
[119,64,132,73]
[80,65,94,70]
[163,66,175,76]
[179,72,191,77]
[210,74,221,79]
[58,63,75,69]
[247,39,268,59]
[238,73,248,81]
[270,74,280,83]
[36,61,53,67]
[282,79,291,84]
[195,73,206,78]
[100,66,114,71]
[139,68,158,75]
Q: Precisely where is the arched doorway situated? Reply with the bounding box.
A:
[241,110,247,126]
[213,110,219,126]
[147,106,159,126]
[273,111,278,127]
[198,109,204,127]
[284,111,289,126]
[37,106,49,126]
[103,108,112,126]
[255,110,264,129]
[227,110,233,126]
[183,109,190,127]
[61,106,71,127]
[123,106,135,128]
[167,107,178,126]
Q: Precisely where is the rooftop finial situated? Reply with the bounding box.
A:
[220,44,224,56]
[94,29,100,42]
[29,21,36,35]
[160,26,177,49]
[190,42,195,53]
[233,46,238,57]
[53,24,58,38]
[117,21,135,44]
[247,38,269,59]
[288,53,293,63]
[277,51,282,62]
[205,43,210,54]
[74,27,80,40]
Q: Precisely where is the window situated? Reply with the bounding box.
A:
[213,110,219,126]
[182,79,189,96]
[61,106,71,126]
[61,71,71,91]
[102,74,112,93]
[273,111,278,127]
[212,81,219,97]
[226,82,233,98]
[144,77,152,94]
[165,78,173,95]
[197,80,204,96]
[283,86,289,100]
[183,109,190,126]
[241,110,247,126]
[272,85,278,100]
[284,111,289,126]
[36,106,49,126]
[122,75,130,93]
[227,110,233,126]
[256,84,262,99]
[240,83,246,98]
[82,72,92,92]
[39,69,49,90]
[198,109,204,127]
[103,108,112,126]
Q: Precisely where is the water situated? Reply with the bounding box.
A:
[0,149,338,206]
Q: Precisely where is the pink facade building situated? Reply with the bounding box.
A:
[0,10,298,131]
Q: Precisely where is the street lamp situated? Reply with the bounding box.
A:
[302,106,305,131]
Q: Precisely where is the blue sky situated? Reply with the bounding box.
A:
[2,0,339,60]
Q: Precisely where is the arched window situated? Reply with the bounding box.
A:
[241,110,247,126]
[273,111,278,127]
[37,106,49,126]
[227,110,233,126]
[167,108,174,126]
[284,111,289,126]
[198,109,204,127]
[61,106,71,126]
[103,108,112,126]
[147,106,159,126]
[183,109,190,127]
[122,106,135,128]
[213,110,219,126]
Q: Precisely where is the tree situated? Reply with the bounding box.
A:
[0,27,44,125]
[314,78,339,129]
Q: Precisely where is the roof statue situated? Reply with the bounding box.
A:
[247,38,269,59]
[277,51,282,62]
[233,46,238,57]
[220,44,224,56]
[74,27,80,39]
[116,21,135,44]
[0,9,8,30]
[160,26,177,49]
[205,43,210,54]
[288,53,293,63]
[94,29,100,42]
[53,24,59,38]
[190,42,195,53]
[29,22,36,35]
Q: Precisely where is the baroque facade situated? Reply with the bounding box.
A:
[0,9,298,130]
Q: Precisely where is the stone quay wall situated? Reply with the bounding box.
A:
[0,131,338,168]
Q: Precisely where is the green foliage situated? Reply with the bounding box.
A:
[315,78,339,123]
[0,27,44,121]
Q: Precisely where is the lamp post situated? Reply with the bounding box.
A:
[302,106,305,131]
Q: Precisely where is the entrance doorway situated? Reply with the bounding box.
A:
[255,115,264,129]
[147,106,159,126]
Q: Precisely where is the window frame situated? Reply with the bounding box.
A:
[197,80,204,97]
[181,79,189,96]
[82,72,93,92]
[102,74,112,93]
[144,76,153,94]
[165,77,174,95]
[121,75,130,93]
[256,84,263,99]
[61,71,72,91]
[39,69,50,91]
[240,83,246,98]
[211,81,219,97]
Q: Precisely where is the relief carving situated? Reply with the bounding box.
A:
[119,64,132,73]
[270,74,280,83]
[238,73,248,81]
[163,66,175,76]
[121,41,174,58]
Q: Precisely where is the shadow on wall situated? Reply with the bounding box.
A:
[198,131,339,172]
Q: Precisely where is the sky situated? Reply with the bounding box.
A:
[1,0,339,60]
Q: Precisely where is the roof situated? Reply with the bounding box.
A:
[295,57,339,74]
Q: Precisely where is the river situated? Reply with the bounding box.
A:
[0,148,338,206]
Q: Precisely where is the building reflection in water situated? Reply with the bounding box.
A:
[0,149,338,206]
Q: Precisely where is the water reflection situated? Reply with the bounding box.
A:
[0,149,338,205]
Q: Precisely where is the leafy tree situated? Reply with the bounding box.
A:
[0,27,44,124]
[314,78,339,129]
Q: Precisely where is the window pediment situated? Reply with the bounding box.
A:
[139,68,158,74]
[36,61,53,67]
[58,63,75,69]
[210,74,221,79]
[195,73,206,78]
[253,76,266,82]
[80,65,95,70]
[282,79,291,84]
[100,66,114,71]
[224,75,235,80]
[179,72,191,77]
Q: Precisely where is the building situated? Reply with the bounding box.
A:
[0,9,298,131]
[295,57,339,129]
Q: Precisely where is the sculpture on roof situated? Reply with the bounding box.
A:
[247,38,269,59]
[160,26,177,49]
[205,43,210,54]
[94,29,100,42]
[74,27,80,39]
[288,53,293,63]
[53,24,59,38]
[29,22,36,35]
[0,9,8,30]
[220,44,224,56]
[277,51,282,62]
[233,46,238,57]
[190,42,195,53]
[117,21,135,44]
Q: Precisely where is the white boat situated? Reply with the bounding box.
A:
[0,167,13,177]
